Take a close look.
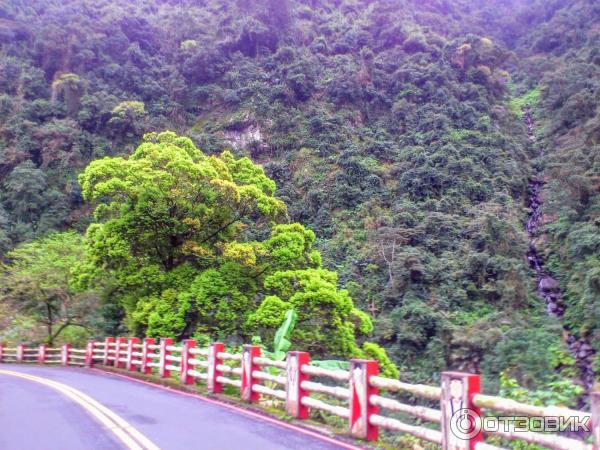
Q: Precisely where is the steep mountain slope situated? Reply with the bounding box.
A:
[504,0,600,389]
[0,0,597,393]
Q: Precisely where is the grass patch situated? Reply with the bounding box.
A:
[509,86,542,117]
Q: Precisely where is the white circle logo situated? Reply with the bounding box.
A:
[450,408,481,440]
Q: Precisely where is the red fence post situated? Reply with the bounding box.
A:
[349,359,379,441]
[61,343,71,366]
[180,339,196,385]
[208,342,224,394]
[114,337,127,368]
[103,337,114,365]
[441,372,482,450]
[16,344,25,363]
[85,341,95,367]
[126,337,139,371]
[141,338,155,374]
[159,337,173,378]
[286,351,310,419]
[0,343,4,362]
[38,344,47,364]
[241,345,261,402]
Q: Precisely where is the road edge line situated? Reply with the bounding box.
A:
[0,369,158,450]
[92,367,366,450]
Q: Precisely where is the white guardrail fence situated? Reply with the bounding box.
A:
[1,338,599,449]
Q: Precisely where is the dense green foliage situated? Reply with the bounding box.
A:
[510,1,600,372]
[0,0,598,395]
[0,232,99,345]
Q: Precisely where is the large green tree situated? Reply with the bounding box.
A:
[79,131,379,361]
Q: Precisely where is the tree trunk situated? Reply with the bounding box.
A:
[46,302,54,346]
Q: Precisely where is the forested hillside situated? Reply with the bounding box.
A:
[0,0,599,401]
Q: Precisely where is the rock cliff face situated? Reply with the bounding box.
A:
[223,124,263,150]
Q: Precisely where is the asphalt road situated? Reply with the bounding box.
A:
[0,364,359,450]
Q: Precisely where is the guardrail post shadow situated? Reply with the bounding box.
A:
[61,343,71,366]
[103,337,114,365]
[180,339,196,384]
[38,343,47,364]
[141,338,155,374]
[114,337,127,368]
[591,390,600,449]
[16,343,25,363]
[159,337,173,378]
[85,341,95,367]
[208,342,224,393]
[440,372,482,450]
[286,351,310,419]
[349,359,379,441]
[241,345,261,402]
[126,337,139,371]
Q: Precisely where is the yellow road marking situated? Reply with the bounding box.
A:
[0,369,160,450]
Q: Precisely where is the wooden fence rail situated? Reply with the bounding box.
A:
[1,339,598,449]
